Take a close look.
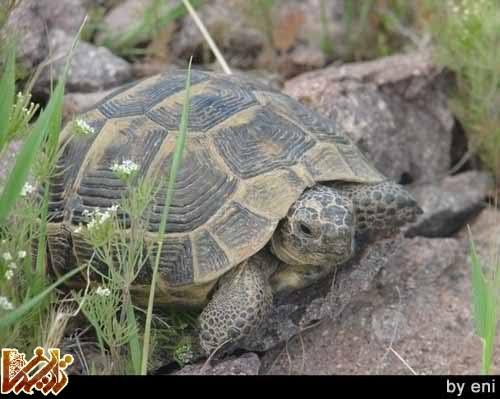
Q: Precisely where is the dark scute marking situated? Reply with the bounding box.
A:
[98,70,209,118]
[96,117,167,172]
[193,230,230,276]
[214,109,315,178]
[93,80,141,110]
[47,226,74,275]
[336,143,377,177]
[213,202,270,248]
[156,236,194,286]
[47,162,68,222]
[57,116,107,191]
[146,79,257,132]
[148,145,237,233]
[265,92,349,144]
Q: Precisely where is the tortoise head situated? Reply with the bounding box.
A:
[271,185,356,267]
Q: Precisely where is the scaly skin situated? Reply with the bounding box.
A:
[198,180,422,355]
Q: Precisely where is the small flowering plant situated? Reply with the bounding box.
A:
[111,159,140,182]
[72,118,95,136]
[0,241,29,313]
[75,204,120,248]
[7,91,39,140]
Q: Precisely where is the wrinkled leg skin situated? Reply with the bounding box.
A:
[198,255,273,356]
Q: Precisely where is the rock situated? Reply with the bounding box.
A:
[63,89,115,123]
[95,0,152,46]
[38,0,87,36]
[171,0,267,70]
[260,237,500,375]
[276,45,326,79]
[175,352,260,375]
[241,238,401,352]
[1,0,87,70]
[34,30,132,95]
[2,1,48,70]
[284,50,455,183]
[405,171,494,238]
[0,141,22,191]
[171,0,343,75]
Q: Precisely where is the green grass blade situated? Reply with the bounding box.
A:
[141,60,192,375]
[469,226,488,338]
[0,264,87,329]
[0,44,16,154]
[126,301,142,374]
[468,226,498,375]
[0,97,54,224]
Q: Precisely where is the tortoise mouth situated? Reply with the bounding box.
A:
[270,234,354,267]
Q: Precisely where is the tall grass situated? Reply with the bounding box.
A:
[422,0,500,178]
[141,60,193,374]
[0,23,86,350]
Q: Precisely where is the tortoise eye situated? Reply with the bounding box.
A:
[299,223,313,236]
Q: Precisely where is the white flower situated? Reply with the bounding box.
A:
[73,119,95,136]
[74,225,83,234]
[4,269,14,280]
[2,252,12,262]
[96,286,111,297]
[82,207,116,232]
[17,251,26,259]
[8,262,16,269]
[0,296,14,310]
[111,160,139,176]
[21,182,35,197]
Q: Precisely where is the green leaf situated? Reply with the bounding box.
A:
[468,226,499,375]
[0,44,16,154]
[126,301,142,374]
[141,59,193,375]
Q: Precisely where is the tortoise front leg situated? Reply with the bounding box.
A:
[198,255,273,355]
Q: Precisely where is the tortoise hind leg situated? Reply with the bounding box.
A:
[198,254,273,355]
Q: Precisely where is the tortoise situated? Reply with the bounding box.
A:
[47,69,422,355]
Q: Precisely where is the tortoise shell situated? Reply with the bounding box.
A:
[47,70,383,290]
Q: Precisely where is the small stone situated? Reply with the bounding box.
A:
[34,30,132,94]
[405,171,494,238]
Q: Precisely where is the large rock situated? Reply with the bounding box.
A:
[1,0,86,69]
[34,30,132,94]
[63,89,114,123]
[260,236,500,374]
[38,0,87,36]
[405,171,494,238]
[284,51,455,183]
[176,352,260,375]
[241,237,402,352]
[2,1,48,69]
